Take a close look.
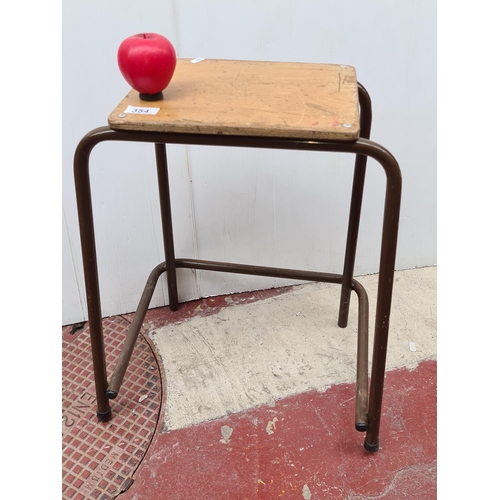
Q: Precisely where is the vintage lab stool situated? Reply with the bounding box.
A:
[74,59,402,452]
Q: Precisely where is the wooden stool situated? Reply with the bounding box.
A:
[74,59,401,452]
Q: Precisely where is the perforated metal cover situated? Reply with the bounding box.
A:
[62,316,162,499]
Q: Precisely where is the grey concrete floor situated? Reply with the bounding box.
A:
[147,266,437,432]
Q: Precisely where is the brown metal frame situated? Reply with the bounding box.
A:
[73,82,401,453]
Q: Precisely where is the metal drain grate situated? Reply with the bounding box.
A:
[62,316,162,499]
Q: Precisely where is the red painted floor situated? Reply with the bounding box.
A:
[120,360,436,500]
[63,289,437,499]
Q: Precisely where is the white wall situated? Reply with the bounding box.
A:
[62,0,436,325]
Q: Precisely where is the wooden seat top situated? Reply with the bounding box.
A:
[108,59,360,141]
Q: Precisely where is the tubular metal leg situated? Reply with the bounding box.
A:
[338,82,373,328]
[74,132,112,421]
[155,143,179,311]
[362,143,402,452]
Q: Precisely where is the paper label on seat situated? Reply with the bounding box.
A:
[123,105,160,115]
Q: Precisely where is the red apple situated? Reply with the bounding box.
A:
[117,33,177,100]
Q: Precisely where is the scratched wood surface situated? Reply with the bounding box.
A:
[108,59,360,141]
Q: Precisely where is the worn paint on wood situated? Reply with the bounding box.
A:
[108,59,360,141]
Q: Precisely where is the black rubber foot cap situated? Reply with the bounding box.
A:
[96,409,112,422]
[364,439,380,453]
[106,389,118,400]
[139,91,163,101]
[355,422,368,432]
